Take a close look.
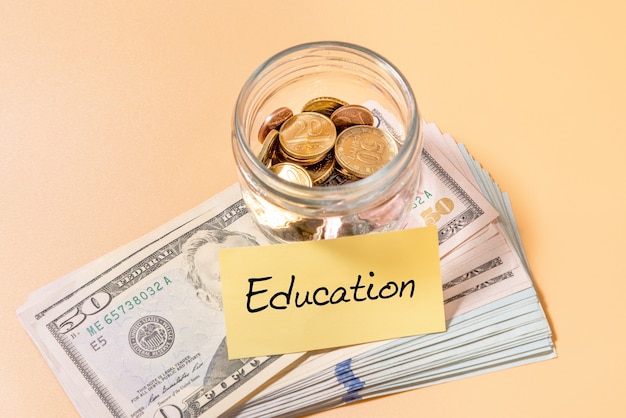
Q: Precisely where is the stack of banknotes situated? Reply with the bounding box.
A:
[18,122,556,417]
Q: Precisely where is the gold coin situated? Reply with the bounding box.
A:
[318,165,358,187]
[335,125,398,178]
[258,129,280,167]
[330,104,375,132]
[258,107,293,143]
[301,97,348,117]
[279,112,337,160]
[304,151,335,185]
[333,160,360,181]
[275,144,327,166]
[269,162,313,187]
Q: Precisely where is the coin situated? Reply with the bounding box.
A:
[258,107,293,143]
[269,162,313,187]
[334,125,398,178]
[333,160,360,181]
[304,151,335,185]
[258,129,280,167]
[279,112,337,160]
[275,144,327,166]
[301,97,348,118]
[330,104,375,132]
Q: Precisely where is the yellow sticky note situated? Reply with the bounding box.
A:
[219,226,445,359]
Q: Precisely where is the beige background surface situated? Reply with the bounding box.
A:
[2,1,625,417]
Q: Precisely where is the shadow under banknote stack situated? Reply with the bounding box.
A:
[18,121,556,418]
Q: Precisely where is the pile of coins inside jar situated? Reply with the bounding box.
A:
[256,97,399,187]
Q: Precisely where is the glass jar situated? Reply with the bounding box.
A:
[232,41,423,243]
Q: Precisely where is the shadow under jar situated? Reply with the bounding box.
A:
[232,41,423,243]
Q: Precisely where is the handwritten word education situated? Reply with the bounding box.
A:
[246,271,416,313]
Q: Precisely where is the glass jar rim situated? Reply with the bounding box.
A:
[233,40,421,205]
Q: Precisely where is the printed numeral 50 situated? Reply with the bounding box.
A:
[420,198,455,225]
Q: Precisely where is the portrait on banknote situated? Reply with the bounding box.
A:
[17,192,301,417]
[180,228,257,389]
